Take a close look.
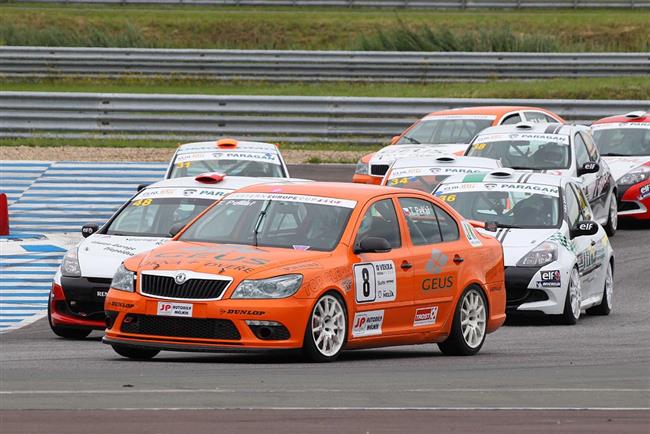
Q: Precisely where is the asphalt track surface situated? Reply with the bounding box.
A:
[1,164,649,433]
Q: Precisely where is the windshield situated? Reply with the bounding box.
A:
[434,182,562,228]
[179,193,355,251]
[593,126,650,156]
[170,151,284,179]
[467,133,571,170]
[106,197,214,237]
[397,118,494,145]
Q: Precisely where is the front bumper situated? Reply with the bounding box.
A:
[103,289,314,352]
[617,180,650,220]
[505,266,569,315]
[49,277,110,329]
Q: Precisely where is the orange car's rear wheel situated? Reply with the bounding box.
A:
[303,292,347,362]
[438,285,487,356]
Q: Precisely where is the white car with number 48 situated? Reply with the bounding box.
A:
[434,169,614,324]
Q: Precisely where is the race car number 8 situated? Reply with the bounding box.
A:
[361,268,371,297]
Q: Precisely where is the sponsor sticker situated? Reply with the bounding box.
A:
[227,192,357,209]
[476,133,570,145]
[352,310,384,337]
[639,184,650,200]
[354,261,397,303]
[591,123,650,131]
[96,290,108,298]
[157,301,193,317]
[135,187,230,201]
[174,151,281,165]
[436,182,560,197]
[413,306,438,327]
[462,221,482,247]
[537,270,561,288]
[388,166,484,180]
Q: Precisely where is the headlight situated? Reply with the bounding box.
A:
[517,241,558,267]
[231,274,303,299]
[354,160,368,175]
[61,247,81,277]
[618,165,650,186]
[111,263,135,293]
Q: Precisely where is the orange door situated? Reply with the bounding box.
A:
[349,197,415,339]
[396,196,466,332]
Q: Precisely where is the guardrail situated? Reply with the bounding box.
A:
[2,47,649,81]
[10,0,650,7]
[1,92,647,144]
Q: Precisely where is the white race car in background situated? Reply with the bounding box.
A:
[465,122,619,235]
[166,138,290,179]
[591,111,650,221]
[381,155,501,191]
[48,173,307,339]
[434,169,614,325]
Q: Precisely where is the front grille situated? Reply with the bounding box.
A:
[370,164,389,176]
[121,315,241,340]
[141,274,229,299]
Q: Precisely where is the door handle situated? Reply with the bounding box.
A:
[400,261,412,270]
[453,255,464,264]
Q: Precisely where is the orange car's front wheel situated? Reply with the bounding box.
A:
[302,292,347,362]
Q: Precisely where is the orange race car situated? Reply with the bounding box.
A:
[103,183,506,362]
[353,106,565,185]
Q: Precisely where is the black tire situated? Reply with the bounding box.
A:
[48,302,92,339]
[438,285,488,356]
[111,344,160,360]
[552,267,581,325]
[604,191,618,237]
[587,261,613,316]
[302,292,347,363]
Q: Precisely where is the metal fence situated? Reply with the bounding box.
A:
[2,47,649,81]
[11,0,650,7]
[1,92,647,144]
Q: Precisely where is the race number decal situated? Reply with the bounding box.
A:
[353,261,396,303]
[352,310,384,337]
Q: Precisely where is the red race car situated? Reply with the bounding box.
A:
[592,111,650,221]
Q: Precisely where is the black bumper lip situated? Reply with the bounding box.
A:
[504,266,546,311]
[102,336,291,354]
[59,276,112,320]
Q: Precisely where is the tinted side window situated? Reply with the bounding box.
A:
[434,206,460,241]
[574,134,590,167]
[580,132,599,161]
[398,198,442,245]
[355,199,401,249]
[501,114,523,125]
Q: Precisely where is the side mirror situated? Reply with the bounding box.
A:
[137,183,150,192]
[81,223,99,238]
[577,162,599,176]
[354,237,392,254]
[570,220,599,238]
[168,222,185,238]
[390,135,400,145]
[484,221,498,232]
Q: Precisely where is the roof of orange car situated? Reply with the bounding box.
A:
[233,181,419,202]
[427,106,556,118]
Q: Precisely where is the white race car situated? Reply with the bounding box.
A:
[166,138,290,179]
[434,169,614,324]
[381,155,501,191]
[465,122,618,235]
[591,111,650,221]
[48,173,305,339]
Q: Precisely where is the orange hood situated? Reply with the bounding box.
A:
[128,241,333,282]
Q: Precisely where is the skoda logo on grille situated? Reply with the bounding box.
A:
[174,272,188,285]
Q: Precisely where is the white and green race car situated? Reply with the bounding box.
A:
[434,169,614,324]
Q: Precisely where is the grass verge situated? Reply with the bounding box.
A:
[3,76,649,100]
[1,3,648,51]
